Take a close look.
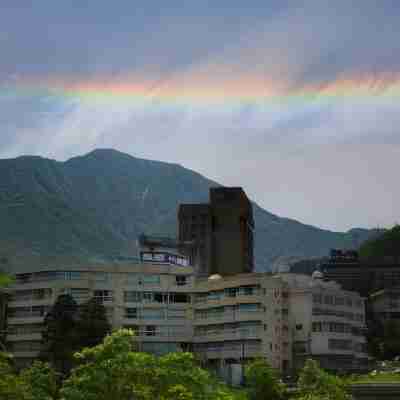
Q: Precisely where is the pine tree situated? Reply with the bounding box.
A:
[75,298,111,349]
[41,294,79,375]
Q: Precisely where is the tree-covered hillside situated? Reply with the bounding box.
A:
[359,225,400,260]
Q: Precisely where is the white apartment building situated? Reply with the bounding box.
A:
[280,272,368,372]
[192,271,368,382]
[5,262,194,368]
[4,263,367,376]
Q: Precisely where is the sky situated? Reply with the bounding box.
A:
[0,0,399,232]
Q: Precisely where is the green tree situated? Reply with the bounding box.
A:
[244,358,286,400]
[297,359,350,400]
[75,297,111,349]
[41,294,79,375]
[0,353,59,400]
[382,319,400,359]
[61,329,238,400]
[20,361,59,400]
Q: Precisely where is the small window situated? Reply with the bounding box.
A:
[125,308,138,319]
[176,275,187,286]
[296,324,303,331]
[145,326,156,336]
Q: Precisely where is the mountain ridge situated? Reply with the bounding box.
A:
[0,149,378,272]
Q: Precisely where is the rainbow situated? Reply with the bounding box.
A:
[2,71,400,110]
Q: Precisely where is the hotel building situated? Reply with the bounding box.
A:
[4,263,367,378]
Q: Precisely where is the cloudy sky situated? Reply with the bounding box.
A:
[1,0,399,232]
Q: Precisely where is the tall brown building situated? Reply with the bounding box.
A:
[178,187,254,277]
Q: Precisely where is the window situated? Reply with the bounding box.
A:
[124,291,141,303]
[154,293,168,303]
[324,295,334,305]
[296,324,303,331]
[313,293,322,304]
[94,272,109,282]
[335,297,345,306]
[169,293,189,303]
[238,303,259,312]
[125,308,138,319]
[312,322,322,332]
[60,288,88,302]
[93,290,113,303]
[208,291,222,301]
[346,297,353,307]
[225,288,237,297]
[15,273,32,284]
[176,275,187,286]
[145,326,156,336]
[142,309,164,319]
[167,308,186,319]
[142,275,160,285]
[33,288,52,300]
[328,339,352,350]
[143,292,154,303]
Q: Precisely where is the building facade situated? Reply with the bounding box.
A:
[4,262,367,377]
[178,187,254,277]
[191,272,367,383]
[322,250,400,297]
[279,273,368,372]
[5,262,194,368]
[369,287,400,323]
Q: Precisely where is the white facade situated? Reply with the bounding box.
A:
[279,273,368,372]
[5,262,194,367]
[4,266,367,374]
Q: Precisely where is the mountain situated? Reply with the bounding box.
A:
[0,149,378,272]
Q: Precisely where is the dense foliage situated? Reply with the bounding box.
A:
[0,332,368,400]
[244,358,287,400]
[359,225,400,259]
[41,294,110,374]
[297,359,351,400]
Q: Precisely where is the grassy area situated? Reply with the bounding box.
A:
[351,372,400,384]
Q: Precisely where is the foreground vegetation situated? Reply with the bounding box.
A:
[4,328,396,400]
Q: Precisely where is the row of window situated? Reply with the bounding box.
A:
[328,338,367,352]
[313,293,363,308]
[124,291,190,304]
[195,322,261,337]
[195,286,261,303]
[8,306,51,318]
[312,321,364,335]
[7,341,42,352]
[195,304,261,319]
[7,324,44,335]
[312,308,364,322]
[124,307,186,320]
[9,288,52,302]
[123,325,189,337]
[15,272,189,286]
[193,340,262,353]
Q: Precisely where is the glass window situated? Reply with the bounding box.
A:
[124,308,138,319]
[94,272,109,282]
[170,293,189,303]
[142,309,164,319]
[93,290,113,303]
[142,275,160,285]
[143,292,154,303]
[144,326,156,336]
[175,275,187,286]
[124,291,141,303]
[238,303,259,312]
